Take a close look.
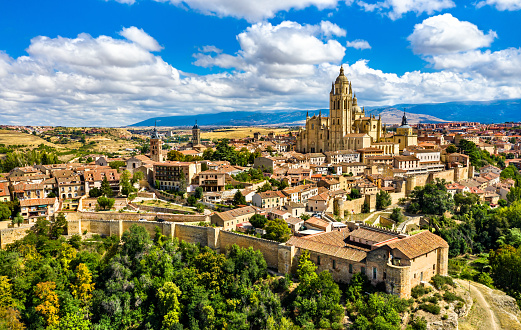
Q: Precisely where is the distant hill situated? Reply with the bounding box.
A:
[129,98,521,127]
[129,110,327,127]
[368,99,521,124]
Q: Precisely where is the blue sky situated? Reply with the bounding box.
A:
[0,0,520,126]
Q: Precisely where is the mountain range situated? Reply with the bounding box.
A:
[129,98,521,127]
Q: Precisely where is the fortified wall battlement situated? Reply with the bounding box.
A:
[66,219,296,272]
[0,219,296,272]
[64,211,207,223]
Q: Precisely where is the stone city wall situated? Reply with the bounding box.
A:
[60,219,295,274]
[219,230,281,268]
[430,169,456,183]
[65,211,207,223]
[0,226,31,248]
[130,204,195,215]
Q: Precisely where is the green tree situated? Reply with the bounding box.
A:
[212,139,238,164]
[187,195,197,206]
[88,187,102,198]
[120,170,134,196]
[249,214,268,228]
[376,191,392,210]
[263,218,291,242]
[233,190,246,206]
[408,179,454,215]
[11,213,23,227]
[131,171,144,185]
[178,170,187,193]
[256,182,272,193]
[350,188,361,199]
[507,187,521,204]
[446,144,457,153]
[101,176,113,197]
[51,213,67,237]
[194,187,204,200]
[158,282,182,329]
[167,150,185,162]
[390,207,405,223]
[97,196,115,210]
[362,200,370,213]
[0,203,10,221]
[109,160,125,170]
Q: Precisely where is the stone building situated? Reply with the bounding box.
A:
[286,224,449,298]
[296,67,417,155]
[150,125,163,163]
[297,67,386,153]
[192,121,201,146]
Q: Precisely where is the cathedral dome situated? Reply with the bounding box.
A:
[335,66,348,84]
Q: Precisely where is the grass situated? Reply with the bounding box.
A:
[201,127,292,140]
[140,199,194,213]
[0,130,57,148]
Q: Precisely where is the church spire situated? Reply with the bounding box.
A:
[401,109,408,126]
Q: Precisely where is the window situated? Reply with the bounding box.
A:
[361,267,365,275]
[317,255,321,265]
[373,267,377,279]
[349,264,353,274]
[333,259,336,269]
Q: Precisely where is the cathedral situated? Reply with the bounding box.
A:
[296,67,416,154]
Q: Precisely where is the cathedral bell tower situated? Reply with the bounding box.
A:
[329,66,352,150]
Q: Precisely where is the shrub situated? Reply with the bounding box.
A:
[411,285,431,299]
[443,291,464,303]
[408,316,427,330]
[421,295,439,304]
[419,303,440,315]
[455,301,464,310]
[442,314,448,320]
[430,275,455,290]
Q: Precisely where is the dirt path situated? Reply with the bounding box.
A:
[457,279,521,330]
[466,280,499,330]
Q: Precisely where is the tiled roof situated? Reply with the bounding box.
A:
[0,182,9,197]
[215,206,256,222]
[285,216,304,225]
[349,227,398,243]
[287,235,367,262]
[308,192,329,201]
[20,198,57,207]
[379,231,448,259]
[258,190,286,199]
[305,217,330,230]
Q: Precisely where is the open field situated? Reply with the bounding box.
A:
[0,130,58,149]
[201,127,293,140]
[138,199,194,212]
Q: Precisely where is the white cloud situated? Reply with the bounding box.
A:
[155,0,339,21]
[193,21,346,74]
[119,27,163,51]
[428,48,521,78]
[408,14,497,55]
[320,21,346,37]
[1,24,521,126]
[200,45,222,53]
[477,0,521,11]
[357,0,455,20]
[346,39,371,50]
[113,0,136,4]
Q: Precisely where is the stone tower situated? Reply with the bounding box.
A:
[329,66,352,151]
[192,120,201,146]
[150,123,163,162]
[394,111,418,151]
